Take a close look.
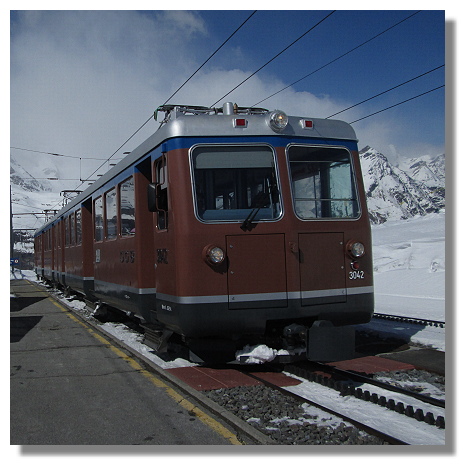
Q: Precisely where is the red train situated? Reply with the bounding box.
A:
[34,103,374,362]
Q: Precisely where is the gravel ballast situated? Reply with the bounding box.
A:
[203,385,388,445]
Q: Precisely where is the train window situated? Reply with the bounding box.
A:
[76,209,82,244]
[65,216,70,246]
[56,222,61,249]
[120,177,135,236]
[155,157,168,230]
[94,196,104,242]
[192,145,281,222]
[105,188,117,239]
[288,146,360,219]
[70,213,75,246]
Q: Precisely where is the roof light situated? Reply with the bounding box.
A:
[268,110,288,131]
[301,119,314,129]
[233,118,247,128]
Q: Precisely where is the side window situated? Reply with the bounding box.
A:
[56,222,61,249]
[70,213,75,246]
[105,188,117,239]
[94,196,103,242]
[155,157,168,230]
[120,177,135,236]
[65,217,70,246]
[76,209,82,245]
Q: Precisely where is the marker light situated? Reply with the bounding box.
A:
[233,118,247,128]
[301,119,314,129]
[203,245,225,265]
[268,110,288,131]
[351,260,361,270]
[347,241,365,258]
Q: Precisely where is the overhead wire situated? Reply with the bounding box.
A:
[348,84,445,124]
[39,12,258,212]
[251,10,421,107]
[210,10,336,108]
[78,12,258,187]
[163,10,257,106]
[10,146,110,160]
[326,64,445,119]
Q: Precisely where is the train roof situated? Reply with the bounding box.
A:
[34,103,357,235]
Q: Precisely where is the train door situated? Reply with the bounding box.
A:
[226,234,287,309]
[287,144,360,306]
[298,232,346,305]
[149,154,172,298]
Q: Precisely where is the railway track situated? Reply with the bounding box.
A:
[46,285,446,445]
[240,368,408,444]
[373,312,445,328]
[200,360,445,445]
[284,362,445,428]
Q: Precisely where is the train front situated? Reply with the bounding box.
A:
[150,103,374,362]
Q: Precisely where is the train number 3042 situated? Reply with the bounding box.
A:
[349,270,365,280]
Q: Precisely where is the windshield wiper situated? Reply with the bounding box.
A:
[240,185,278,230]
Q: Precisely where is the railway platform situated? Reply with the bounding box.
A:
[10,278,242,446]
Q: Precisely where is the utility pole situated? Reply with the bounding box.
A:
[10,185,14,273]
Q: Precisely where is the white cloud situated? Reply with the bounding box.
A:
[11,9,441,187]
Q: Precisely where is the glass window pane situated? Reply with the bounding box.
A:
[288,146,359,219]
[76,209,82,244]
[192,145,281,222]
[65,217,70,246]
[106,188,117,239]
[70,213,75,245]
[94,196,103,242]
[120,178,135,236]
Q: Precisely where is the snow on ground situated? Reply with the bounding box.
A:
[360,212,446,352]
[283,374,445,445]
[371,211,445,321]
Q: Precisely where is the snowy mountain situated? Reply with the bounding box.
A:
[10,157,53,193]
[10,157,64,264]
[359,146,445,224]
[397,153,445,188]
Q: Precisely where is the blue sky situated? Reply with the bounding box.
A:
[10,9,446,190]
[189,9,445,156]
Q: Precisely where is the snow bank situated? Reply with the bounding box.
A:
[371,212,445,322]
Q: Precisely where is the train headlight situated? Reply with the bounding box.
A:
[203,245,225,265]
[347,241,365,258]
[268,110,288,131]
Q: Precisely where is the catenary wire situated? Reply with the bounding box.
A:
[41,13,259,211]
[162,11,257,105]
[210,10,336,108]
[73,114,154,191]
[326,64,444,119]
[251,10,421,108]
[10,146,110,160]
[348,84,444,124]
[76,12,258,190]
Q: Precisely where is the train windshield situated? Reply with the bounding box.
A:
[192,145,281,222]
[288,145,360,219]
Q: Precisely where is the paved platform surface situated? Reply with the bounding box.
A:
[10,279,241,446]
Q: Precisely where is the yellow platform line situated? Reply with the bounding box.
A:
[66,312,243,445]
